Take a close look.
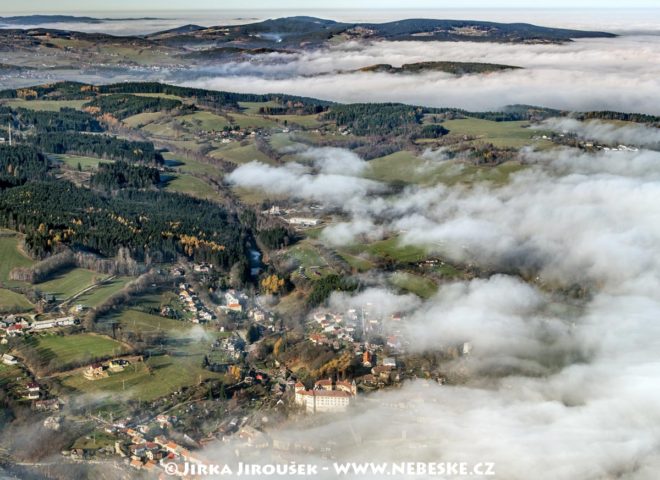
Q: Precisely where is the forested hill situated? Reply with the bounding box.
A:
[148,16,615,46]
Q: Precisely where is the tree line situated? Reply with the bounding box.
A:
[90,161,161,190]
[0,180,247,269]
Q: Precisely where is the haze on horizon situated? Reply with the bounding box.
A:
[5,0,660,13]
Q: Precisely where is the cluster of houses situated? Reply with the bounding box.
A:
[192,126,257,145]
[111,422,205,474]
[213,334,246,362]
[0,314,78,340]
[84,358,132,381]
[173,283,215,323]
[311,310,359,346]
[262,205,324,228]
[1,353,47,400]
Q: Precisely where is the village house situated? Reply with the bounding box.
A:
[108,359,130,372]
[84,363,108,380]
[34,398,60,412]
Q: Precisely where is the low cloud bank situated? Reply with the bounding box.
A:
[215,139,660,479]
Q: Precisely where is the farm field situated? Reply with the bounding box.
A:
[441,118,552,148]
[1,99,87,111]
[164,173,217,200]
[211,143,273,165]
[0,232,34,285]
[389,272,438,299]
[366,150,427,184]
[19,333,129,373]
[162,152,220,177]
[270,114,322,128]
[122,111,167,128]
[35,268,106,302]
[343,236,428,264]
[60,353,225,402]
[74,277,132,308]
[228,113,280,130]
[0,288,33,310]
[238,100,281,114]
[178,111,230,131]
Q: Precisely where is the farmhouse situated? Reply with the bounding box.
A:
[84,363,108,380]
[30,316,76,331]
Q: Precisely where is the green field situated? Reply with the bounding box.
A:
[0,288,33,310]
[441,118,550,148]
[367,150,527,187]
[367,151,427,184]
[59,307,229,400]
[228,113,279,130]
[123,111,167,128]
[390,272,438,299]
[342,236,428,264]
[35,268,106,302]
[141,120,183,139]
[270,114,322,128]
[51,154,112,171]
[1,99,87,111]
[163,152,221,177]
[20,333,128,373]
[434,160,528,187]
[239,100,281,114]
[178,111,230,132]
[211,143,273,165]
[164,173,217,200]
[336,250,374,272]
[0,232,34,285]
[60,353,224,402]
[74,277,132,308]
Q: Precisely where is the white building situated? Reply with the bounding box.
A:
[2,353,18,365]
[294,379,356,413]
[287,217,321,227]
[30,316,75,331]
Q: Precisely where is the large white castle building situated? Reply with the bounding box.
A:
[294,378,357,413]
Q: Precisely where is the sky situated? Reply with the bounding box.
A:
[5,0,660,13]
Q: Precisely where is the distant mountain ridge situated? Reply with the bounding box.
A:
[148,15,616,46]
[0,15,161,25]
